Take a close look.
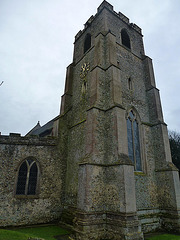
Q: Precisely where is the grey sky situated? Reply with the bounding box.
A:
[0,0,180,135]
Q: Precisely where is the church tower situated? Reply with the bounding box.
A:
[59,1,180,239]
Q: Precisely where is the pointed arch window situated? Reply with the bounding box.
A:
[121,29,131,49]
[127,110,142,171]
[16,158,38,195]
[84,33,91,53]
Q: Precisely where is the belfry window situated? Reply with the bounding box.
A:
[16,158,38,195]
[127,110,142,171]
[84,33,91,53]
[121,29,131,49]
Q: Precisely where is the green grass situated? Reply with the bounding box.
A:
[1,227,180,240]
[146,234,180,240]
[0,225,70,240]
[0,229,31,240]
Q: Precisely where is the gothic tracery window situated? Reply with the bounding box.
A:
[16,158,38,195]
[127,110,142,171]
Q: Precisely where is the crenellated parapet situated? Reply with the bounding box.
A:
[0,133,62,228]
[75,0,141,41]
[0,133,57,146]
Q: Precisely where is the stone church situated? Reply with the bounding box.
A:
[0,1,180,239]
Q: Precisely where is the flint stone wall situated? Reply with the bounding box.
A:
[0,134,64,227]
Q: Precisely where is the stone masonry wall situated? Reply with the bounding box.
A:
[0,134,63,227]
[67,5,169,234]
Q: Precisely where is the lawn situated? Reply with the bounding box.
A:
[0,229,30,240]
[146,233,180,240]
[1,227,180,240]
[0,225,70,240]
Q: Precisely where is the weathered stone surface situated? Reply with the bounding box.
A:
[0,1,180,240]
[0,135,63,226]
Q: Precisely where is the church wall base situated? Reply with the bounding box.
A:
[138,209,161,233]
[73,210,144,240]
[160,210,180,233]
[138,209,180,234]
[61,207,180,239]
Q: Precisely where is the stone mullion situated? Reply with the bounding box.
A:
[25,160,30,195]
[131,119,137,171]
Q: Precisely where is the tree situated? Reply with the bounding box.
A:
[169,130,180,176]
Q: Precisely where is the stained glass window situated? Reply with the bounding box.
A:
[16,158,38,195]
[127,111,142,171]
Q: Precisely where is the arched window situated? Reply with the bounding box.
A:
[84,33,91,53]
[16,158,38,195]
[121,29,131,49]
[127,110,142,171]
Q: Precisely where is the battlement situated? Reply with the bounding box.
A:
[75,0,142,41]
[97,0,114,13]
[118,12,129,24]
[0,133,57,146]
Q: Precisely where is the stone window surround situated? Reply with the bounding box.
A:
[126,107,146,173]
[121,28,131,49]
[84,33,91,53]
[14,157,40,198]
[128,77,133,90]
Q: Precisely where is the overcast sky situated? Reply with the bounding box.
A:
[0,0,180,135]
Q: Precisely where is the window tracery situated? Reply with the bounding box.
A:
[127,110,142,171]
[16,158,38,195]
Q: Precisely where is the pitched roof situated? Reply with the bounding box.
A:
[25,116,59,137]
[25,121,41,136]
